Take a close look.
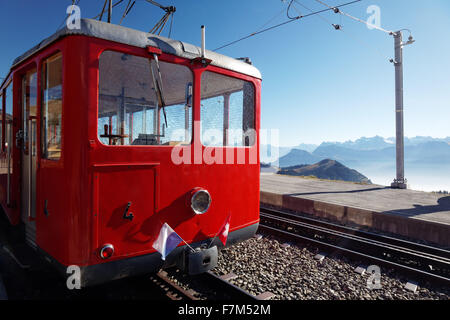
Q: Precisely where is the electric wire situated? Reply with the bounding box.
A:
[168,11,175,38]
[287,0,300,20]
[255,7,287,34]
[294,0,392,61]
[94,0,127,20]
[93,0,176,35]
[314,0,393,34]
[119,0,136,25]
[98,0,108,21]
[213,0,361,52]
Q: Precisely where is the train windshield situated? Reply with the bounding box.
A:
[200,71,255,147]
[98,51,192,146]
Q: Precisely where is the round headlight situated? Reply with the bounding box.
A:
[190,189,211,214]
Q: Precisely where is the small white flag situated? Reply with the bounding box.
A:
[152,223,183,260]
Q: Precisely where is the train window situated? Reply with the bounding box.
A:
[41,53,63,160]
[5,83,13,174]
[0,92,2,149]
[200,71,255,147]
[98,51,192,146]
[22,69,38,155]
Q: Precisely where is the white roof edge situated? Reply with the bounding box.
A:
[11,19,262,80]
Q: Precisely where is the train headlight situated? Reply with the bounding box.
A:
[190,189,211,215]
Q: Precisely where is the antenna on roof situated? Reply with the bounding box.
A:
[201,25,206,58]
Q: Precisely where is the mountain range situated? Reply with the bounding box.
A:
[262,136,450,168]
[261,136,450,190]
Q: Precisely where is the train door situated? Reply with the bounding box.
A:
[20,68,38,246]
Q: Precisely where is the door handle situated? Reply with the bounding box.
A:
[15,129,24,148]
[123,202,134,221]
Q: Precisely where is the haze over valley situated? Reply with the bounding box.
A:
[261,136,450,192]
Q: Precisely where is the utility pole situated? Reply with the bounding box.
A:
[390,30,414,189]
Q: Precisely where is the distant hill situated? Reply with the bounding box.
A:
[261,163,278,173]
[278,159,372,184]
[276,149,322,168]
[312,144,394,166]
[260,145,295,164]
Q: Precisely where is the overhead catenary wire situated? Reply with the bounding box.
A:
[255,7,287,34]
[213,0,362,52]
[94,0,126,21]
[119,0,136,25]
[287,0,301,20]
[314,0,394,34]
[98,0,108,21]
[293,0,391,61]
[94,0,176,36]
[291,0,338,29]
[168,11,175,38]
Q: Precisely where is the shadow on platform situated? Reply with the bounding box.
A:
[384,196,450,218]
[286,187,390,197]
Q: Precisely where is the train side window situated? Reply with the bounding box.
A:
[5,83,13,174]
[98,51,193,146]
[200,71,255,147]
[22,69,38,155]
[41,53,63,160]
[0,91,2,150]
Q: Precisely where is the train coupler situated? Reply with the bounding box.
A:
[182,245,218,275]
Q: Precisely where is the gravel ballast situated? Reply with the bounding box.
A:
[211,234,450,300]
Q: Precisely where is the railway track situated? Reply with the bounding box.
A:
[259,206,450,286]
[153,269,258,301]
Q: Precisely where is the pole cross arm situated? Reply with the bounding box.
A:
[145,0,176,13]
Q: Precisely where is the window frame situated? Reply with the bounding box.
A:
[40,51,64,161]
[3,78,13,156]
[21,67,38,156]
[199,69,257,149]
[96,49,195,148]
[0,90,3,153]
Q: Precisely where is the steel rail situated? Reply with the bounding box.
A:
[260,206,450,261]
[152,271,201,300]
[259,209,450,286]
[200,271,258,301]
[152,269,257,301]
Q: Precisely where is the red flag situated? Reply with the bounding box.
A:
[218,214,231,246]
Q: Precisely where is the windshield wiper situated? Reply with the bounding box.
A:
[149,53,168,128]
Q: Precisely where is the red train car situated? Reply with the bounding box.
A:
[0,19,261,286]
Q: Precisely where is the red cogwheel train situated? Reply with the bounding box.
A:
[0,19,261,286]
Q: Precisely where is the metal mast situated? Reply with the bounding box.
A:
[390,30,415,189]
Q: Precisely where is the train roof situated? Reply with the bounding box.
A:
[10,18,261,80]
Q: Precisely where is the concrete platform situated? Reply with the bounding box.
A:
[260,174,450,248]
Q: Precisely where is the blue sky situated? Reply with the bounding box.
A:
[1,0,449,146]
